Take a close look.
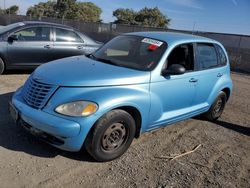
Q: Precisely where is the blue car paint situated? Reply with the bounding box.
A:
[13,91,81,138]
[11,32,233,152]
[32,55,150,86]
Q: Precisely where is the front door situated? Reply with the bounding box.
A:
[148,43,199,129]
[7,26,53,67]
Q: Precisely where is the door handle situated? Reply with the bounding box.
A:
[77,45,84,50]
[44,45,51,49]
[189,78,198,83]
[217,73,223,77]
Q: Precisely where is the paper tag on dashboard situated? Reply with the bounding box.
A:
[142,38,163,47]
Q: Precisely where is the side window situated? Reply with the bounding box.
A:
[55,28,82,42]
[215,44,227,66]
[166,43,194,71]
[15,27,50,41]
[197,43,218,69]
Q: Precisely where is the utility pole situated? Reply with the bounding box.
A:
[192,21,196,34]
[4,0,6,12]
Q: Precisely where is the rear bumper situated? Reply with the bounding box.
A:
[11,90,89,152]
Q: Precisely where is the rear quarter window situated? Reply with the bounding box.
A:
[215,44,227,66]
[55,28,82,42]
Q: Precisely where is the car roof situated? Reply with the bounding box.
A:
[126,31,218,46]
[21,21,73,29]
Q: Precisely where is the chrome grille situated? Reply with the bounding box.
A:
[22,77,57,109]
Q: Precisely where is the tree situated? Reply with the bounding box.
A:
[113,7,170,28]
[26,2,55,19]
[53,0,76,19]
[136,7,170,28]
[73,2,102,22]
[5,5,19,15]
[113,9,137,25]
[0,5,19,15]
[26,1,102,22]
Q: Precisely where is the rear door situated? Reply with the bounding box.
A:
[52,27,85,60]
[193,43,226,106]
[7,26,53,66]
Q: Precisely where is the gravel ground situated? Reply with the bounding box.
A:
[0,71,249,188]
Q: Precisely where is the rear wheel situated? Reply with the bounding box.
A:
[0,58,5,75]
[205,91,227,121]
[85,109,136,162]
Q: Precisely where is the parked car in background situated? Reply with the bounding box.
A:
[0,21,102,74]
[10,32,233,161]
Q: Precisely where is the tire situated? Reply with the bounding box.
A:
[85,109,136,162]
[0,58,5,75]
[205,91,227,121]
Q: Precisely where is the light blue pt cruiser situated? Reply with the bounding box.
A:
[10,32,233,161]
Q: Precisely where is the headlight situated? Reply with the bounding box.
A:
[55,101,98,117]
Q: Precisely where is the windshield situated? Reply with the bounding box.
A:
[0,22,25,35]
[91,35,167,71]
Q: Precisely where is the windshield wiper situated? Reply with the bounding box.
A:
[96,58,118,65]
[86,54,118,66]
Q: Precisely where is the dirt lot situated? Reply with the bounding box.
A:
[0,71,249,188]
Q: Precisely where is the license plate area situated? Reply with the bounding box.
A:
[9,102,19,123]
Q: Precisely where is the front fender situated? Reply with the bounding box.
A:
[44,84,150,135]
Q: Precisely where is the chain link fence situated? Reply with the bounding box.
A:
[0,14,249,73]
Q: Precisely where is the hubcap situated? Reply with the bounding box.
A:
[213,98,223,115]
[102,123,127,151]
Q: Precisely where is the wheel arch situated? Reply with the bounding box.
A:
[84,104,144,152]
[207,73,233,106]
[221,87,231,101]
[0,54,7,74]
[114,106,142,138]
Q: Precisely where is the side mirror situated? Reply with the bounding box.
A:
[8,34,18,42]
[162,64,186,76]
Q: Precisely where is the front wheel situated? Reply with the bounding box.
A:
[205,91,227,121]
[85,109,136,162]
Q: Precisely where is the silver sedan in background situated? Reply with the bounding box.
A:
[0,21,102,74]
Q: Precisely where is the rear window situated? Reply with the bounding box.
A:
[197,43,218,69]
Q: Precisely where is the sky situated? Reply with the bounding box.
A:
[0,0,249,35]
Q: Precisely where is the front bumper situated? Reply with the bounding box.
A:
[11,89,89,152]
[19,118,65,146]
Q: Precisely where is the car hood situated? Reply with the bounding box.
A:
[32,56,150,87]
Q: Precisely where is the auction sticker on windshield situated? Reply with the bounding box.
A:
[142,38,163,47]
